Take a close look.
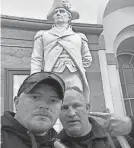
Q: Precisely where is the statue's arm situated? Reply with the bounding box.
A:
[31,31,44,74]
[79,33,92,68]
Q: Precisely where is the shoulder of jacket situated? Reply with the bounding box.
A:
[77,32,88,42]
[34,30,47,40]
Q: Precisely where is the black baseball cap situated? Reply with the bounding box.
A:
[17,72,65,100]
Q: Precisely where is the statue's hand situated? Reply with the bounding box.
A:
[82,58,92,67]
[89,112,132,136]
[89,112,112,120]
[54,140,68,148]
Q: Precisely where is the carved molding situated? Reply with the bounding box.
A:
[1,15,103,35]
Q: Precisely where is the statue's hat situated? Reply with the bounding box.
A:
[47,0,79,21]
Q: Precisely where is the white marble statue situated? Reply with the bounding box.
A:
[31,0,92,102]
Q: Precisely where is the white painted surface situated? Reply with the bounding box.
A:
[114,25,134,54]
[108,65,126,116]
[103,6,134,53]
[98,50,114,113]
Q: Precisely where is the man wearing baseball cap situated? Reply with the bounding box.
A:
[1,72,65,148]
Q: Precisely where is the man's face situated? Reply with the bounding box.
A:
[53,8,71,24]
[15,83,62,134]
[60,90,90,137]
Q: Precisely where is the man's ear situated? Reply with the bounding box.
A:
[14,96,19,111]
[86,103,91,111]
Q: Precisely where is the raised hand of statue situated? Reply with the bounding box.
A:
[54,140,68,148]
[89,112,132,136]
[89,112,112,120]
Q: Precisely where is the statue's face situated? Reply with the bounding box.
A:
[53,8,71,24]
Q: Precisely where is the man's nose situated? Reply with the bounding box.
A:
[56,11,61,16]
[37,101,49,110]
[68,107,76,117]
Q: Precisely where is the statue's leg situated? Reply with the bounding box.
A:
[54,68,83,91]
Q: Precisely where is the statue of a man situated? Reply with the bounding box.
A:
[31,0,92,101]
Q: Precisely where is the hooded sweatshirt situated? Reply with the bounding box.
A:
[1,111,57,148]
[56,117,118,148]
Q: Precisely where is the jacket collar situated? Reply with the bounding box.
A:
[49,25,75,37]
[57,117,107,141]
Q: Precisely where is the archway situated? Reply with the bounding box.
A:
[117,37,134,116]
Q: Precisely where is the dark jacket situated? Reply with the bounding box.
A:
[57,117,117,148]
[1,111,57,148]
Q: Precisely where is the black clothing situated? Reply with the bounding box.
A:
[57,117,117,148]
[1,111,57,148]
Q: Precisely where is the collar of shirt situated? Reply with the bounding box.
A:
[49,25,75,37]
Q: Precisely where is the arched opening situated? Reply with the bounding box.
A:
[117,36,134,116]
[117,53,134,116]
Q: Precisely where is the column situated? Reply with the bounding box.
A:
[98,49,114,113]
[106,53,126,116]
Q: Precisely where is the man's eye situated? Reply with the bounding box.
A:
[60,10,65,13]
[51,99,59,103]
[61,105,68,111]
[31,96,40,100]
[73,104,81,109]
